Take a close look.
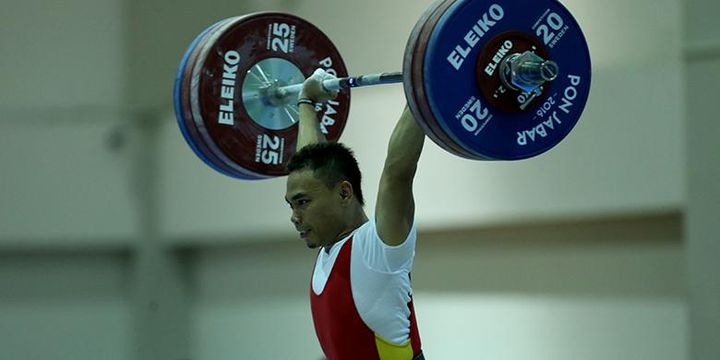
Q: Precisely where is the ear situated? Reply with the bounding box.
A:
[338,181,354,204]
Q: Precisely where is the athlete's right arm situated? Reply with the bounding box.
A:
[296,69,338,151]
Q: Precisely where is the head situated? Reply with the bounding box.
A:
[285,142,365,249]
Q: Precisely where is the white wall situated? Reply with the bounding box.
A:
[0,110,141,244]
[0,0,137,244]
[0,0,125,108]
[0,0,135,358]
[0,252,132,360]
[684,0,720,359]
[418,294,685,360]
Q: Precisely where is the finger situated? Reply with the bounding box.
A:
[310,68,327,82]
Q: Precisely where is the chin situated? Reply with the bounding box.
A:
[305,239,319,249]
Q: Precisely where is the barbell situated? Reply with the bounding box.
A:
[173,0,591,180]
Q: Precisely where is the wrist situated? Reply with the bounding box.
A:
[297,98,316,107]
[298,90,315,102]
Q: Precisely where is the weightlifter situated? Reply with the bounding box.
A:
[284,69,426,360]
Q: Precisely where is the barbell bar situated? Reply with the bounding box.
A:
[241,72,405,106]
[244,52,560,106]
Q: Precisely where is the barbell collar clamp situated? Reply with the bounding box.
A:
[500,51,560,94]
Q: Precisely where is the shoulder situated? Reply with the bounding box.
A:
[351,219,417,273]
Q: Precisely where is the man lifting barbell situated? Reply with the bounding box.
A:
[285,69,426,360]
[173,0,591,358]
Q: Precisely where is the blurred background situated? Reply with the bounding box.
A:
[0,0,717,359]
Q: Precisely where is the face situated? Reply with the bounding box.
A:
[285,169,349,249]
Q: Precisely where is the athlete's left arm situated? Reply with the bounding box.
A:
[375,105,425,246]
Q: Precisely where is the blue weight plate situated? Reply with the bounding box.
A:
[423,0,592,160]
[174,17,258,179]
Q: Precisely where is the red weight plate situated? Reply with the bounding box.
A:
[405,0,467,158]
[403,0,452,152]
[404,0,475,159]
[190,13,350,177]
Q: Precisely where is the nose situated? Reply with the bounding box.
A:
[291,211,301,226]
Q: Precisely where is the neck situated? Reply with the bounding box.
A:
[323,206,368,253]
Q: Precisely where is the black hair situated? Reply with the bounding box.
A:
[286,142,364,206]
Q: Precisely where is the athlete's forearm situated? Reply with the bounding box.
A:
[296,69,338,151]
[383,106,425,179]
[296,103,326,151]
